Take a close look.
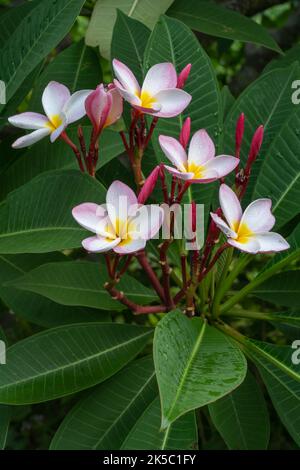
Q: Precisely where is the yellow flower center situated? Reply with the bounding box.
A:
[139,90,157,109]
[232,221,253,244]
[186,162,204,179]
[104,218,136,246]
[45,114,63,132]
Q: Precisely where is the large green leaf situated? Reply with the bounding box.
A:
[9,260,157,310]
[208,370,270,450]
[253,270,300,308]
[0,0,85,114]
[0,323,153,404]
[168,0,280,52]
[264,43,300,73]
[0,406,10,450]
[143,15,222,215]
[50,356,157,450]
[122,397,197,450]
[0,1,37,45]
[0,254,110,327]
[0,170,106,254]
[30,41,102,112]
[0,128,124,200]
[224,64,300,203]
[245,340,300,446]
[154,310,247,427]
[111,10,150,84]
[86,0,174,59]
[253,108,300,228]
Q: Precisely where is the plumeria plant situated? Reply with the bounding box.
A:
[0,0,300,452]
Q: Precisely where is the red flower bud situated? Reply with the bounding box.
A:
[137,165,160,204]
[179,117,191,149]
[235,113,245,159]
[177,64,192,89]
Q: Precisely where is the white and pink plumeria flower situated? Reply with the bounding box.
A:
[159,129,239,182]
[8,81,92,149]
[211,184,290,254]
[72,181,164,254]
[112,59,191,117]
[85,83,123,135]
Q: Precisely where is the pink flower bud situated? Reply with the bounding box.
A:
[235,113,245,159]
[179,117,191,149]
[138,165,160,204]
[248,125,264,166]
[177,64,192,89]
[85,83,123,136]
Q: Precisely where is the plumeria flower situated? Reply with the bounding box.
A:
[72,181,164,254]
[159,129,239,182]
[112,59,191,117]
[8,81,92,149]
[210,184,290,253]
[85,83,123,135]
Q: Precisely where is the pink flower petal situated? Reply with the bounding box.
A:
[132,103,161,115]
[219,184,243,231]
[159,135,187,171]
[228,236,261,254]
[113,80,141,107]
[12,128,51,149]
[142,63,177,96]
[164,165,193,180]
[63,90,92,124]
[129,205,164,240]
[188,129,215,166]
[202,156,239,179]
[255,232,290,252]
[105,86,123,127]
[114,238,146,255]
[210,212,237,239]
[72,203,106,233]
[106,181,138,236]
[152,89,191,118]
[8,112,49,130]
[112,59,140,95]
[240,199,275,233]
[82,235,120,253]
[85,85,110,131]
[42,81,70,120]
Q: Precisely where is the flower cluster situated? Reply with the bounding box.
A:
[8,59,289,316]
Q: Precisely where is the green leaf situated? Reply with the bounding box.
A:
[253,270,300,308]
[0,254,110,327]
[30,41,102,112]
[209,370,270,450]
[9,260,157,310]
[112,10,150,84]
[245,340,300,446]
[86,0,174,59]
[0,406,10,450]
[154,310,247,427]
[0,0,86,114]
[0,128,124,200]
[168,0,281,53]
[224,64,300,204]
[264,43,300,73]
[263,223,300,273]
[0,0,37,45]
[253,108,300,228]
[0,323,153,404]
[0,170,106,254]
[143,15,222,219]
[50,356,157,450]
[122,397,197,450]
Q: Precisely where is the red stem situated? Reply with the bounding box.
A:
[136,251,166,303]
[143,117,158,149]
[198,243,229,282]
[60,132,85,173]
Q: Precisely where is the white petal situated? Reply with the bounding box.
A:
[129,205,164,240]
[82,235,121,253]
[12,128,51,149]
[202,156,239,179]
[159,135,187,172]
[63,90,92,124]
[210,212,237,238]
[255,232,290,252]
[50,113,67,142]
[152,89,191,118]
[8,112,48,130]
[240,199,275,233]
[72,203,107,233]
[114,238,146,255]
[228,236,261,254]
[42,81,70,119]
[219,184,242,231]
[142,63,177,96]
[164,165,194,180]
[113,80,141,106]
[106,181,137,236]
[188,129,215,166]
[112,59,140,95]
